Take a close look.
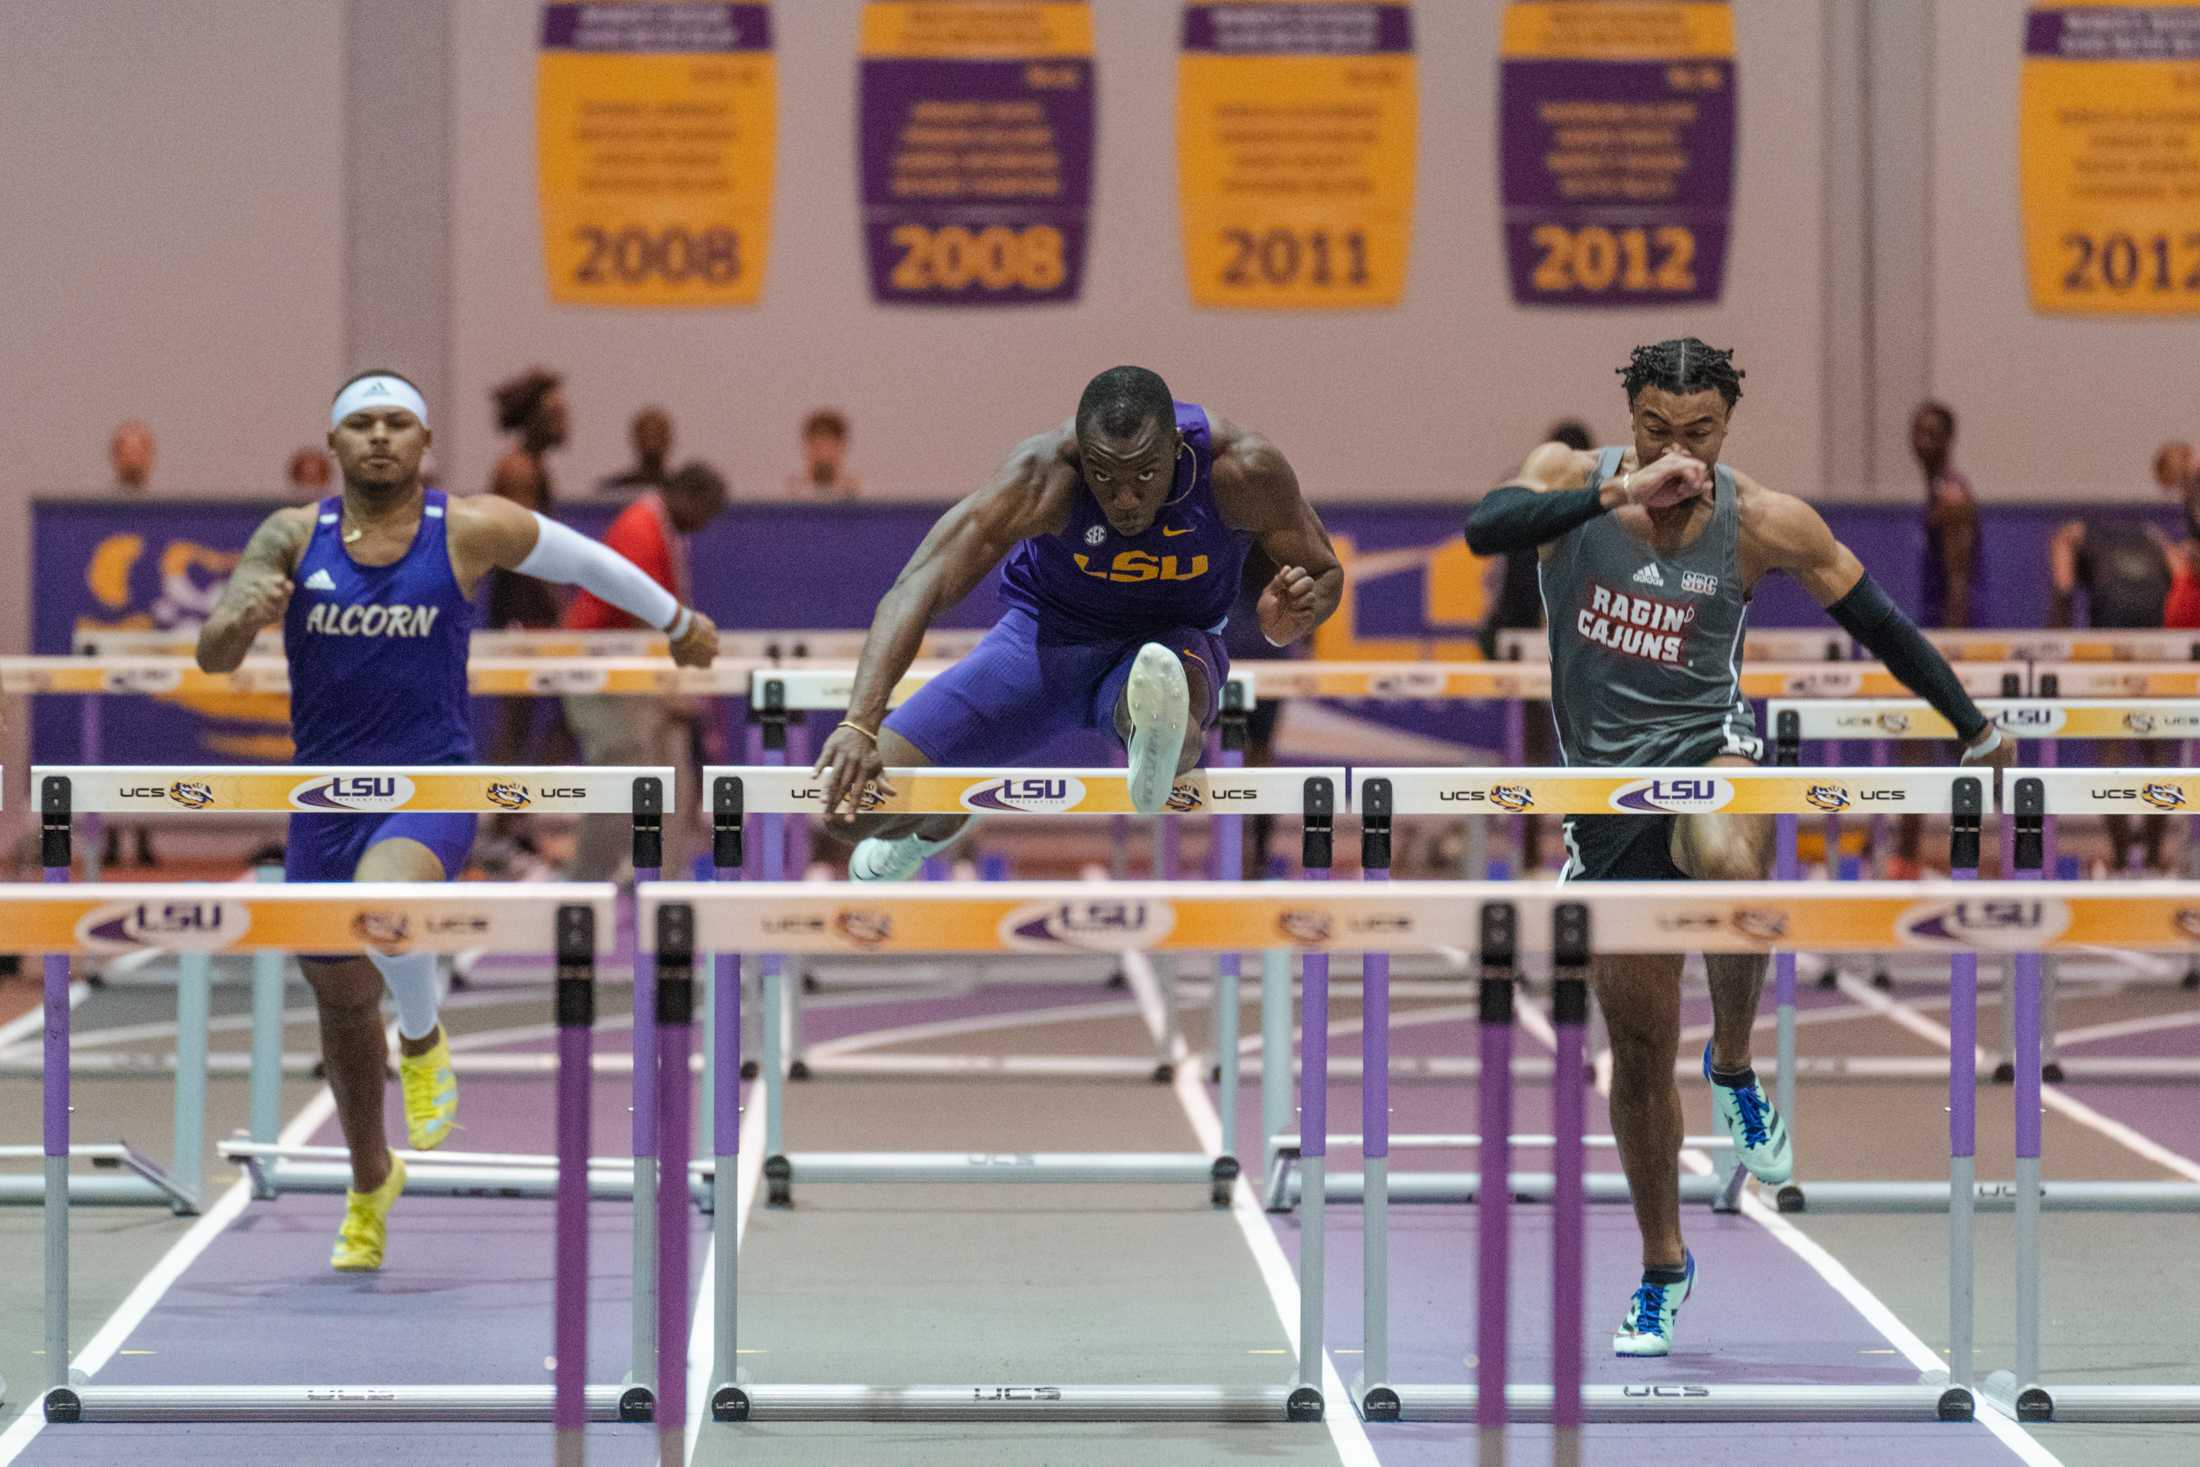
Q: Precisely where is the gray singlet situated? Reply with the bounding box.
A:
[1537,447,1762,767]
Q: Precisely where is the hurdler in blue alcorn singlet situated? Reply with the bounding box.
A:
[886,401,1255,764]
[280,489,480,881]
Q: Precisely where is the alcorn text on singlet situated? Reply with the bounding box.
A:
[284,490,476,763]
[1539,447,1761,766]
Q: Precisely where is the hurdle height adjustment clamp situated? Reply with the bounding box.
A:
[630,775,665,874]
[713,775,746,871]
[1219,677,1249,755]
[42,776,73,871]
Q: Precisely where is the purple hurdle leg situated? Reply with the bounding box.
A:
[709,775,747,1421]
[553,906,597,1465]
[42,862,71,1393]
[1296,865,1331,1406]
[1475,902,1518,1440]
[1551,902,1590,1453]
[655,925,694,1463]
[2011,779,2047,1402]
[630,862,661,1398]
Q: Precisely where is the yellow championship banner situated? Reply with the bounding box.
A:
[2,883,614,957]
[2021,1,2200,315]
[1177,1,1417,309]
[1364,767,1976,817]
[32,766,677,815]
[647,879,2200,956]
[1770,698,2200,741]
[710,764,1341,815]
[537,2,776,307]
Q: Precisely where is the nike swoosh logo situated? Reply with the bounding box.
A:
[1161,525,1192,537]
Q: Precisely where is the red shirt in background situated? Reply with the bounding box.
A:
[564,493,684,631]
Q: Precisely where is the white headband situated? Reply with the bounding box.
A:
[330,375,429,430]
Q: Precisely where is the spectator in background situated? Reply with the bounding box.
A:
[484,369,567,633]
[1912,401,1978,629]
[2047,449,2189,871]
[1890,402,1981,877]
[599,406,675,498]
[109,420,154,495]
[103,421,159,865]
[2158,440,2200,630]
[563,461,730,881]
[787,408,860,500]
[287,446,331,499]
[1468,417,1590,872]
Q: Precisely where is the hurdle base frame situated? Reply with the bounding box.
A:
[1359,1380,1974,1423]
[1775,1179,2200,1214]
[45,1382,655,1424]
[764,1151,1239,1207]
[1265,1162,1745,1213]
[710,1382,1321,1423]
[1994,1379,2200,1423]
[0,1144,198,1213]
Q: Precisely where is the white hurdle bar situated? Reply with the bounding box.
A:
[27,882,645,1433]
[643,876,2200,1427]
[708,763,1343,1207]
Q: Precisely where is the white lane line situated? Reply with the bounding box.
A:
[0,1079,340,1464]
[1124,952,1377,1467]
[1834,973,2200,1184]
[1514,988,2061,1467]
[683,1077,766,1465]
[2052,1006,2200,1050]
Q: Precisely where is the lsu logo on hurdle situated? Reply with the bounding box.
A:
[167,781,216,809]
[76,900,249,953]
[1804,784,1850,813]
[2142,783,2187,811]
[1898,899,2072,951]
[1610,777,1733,814]
[962,777,1088,814]
[289,774,417,812]
[487,783,532,811]
[1001,899,1174,952]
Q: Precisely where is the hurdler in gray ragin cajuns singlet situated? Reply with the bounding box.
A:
[1538,447,1763,767]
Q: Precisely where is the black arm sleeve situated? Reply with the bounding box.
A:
[1826,573,1989,742]
[1464,484,1608,557]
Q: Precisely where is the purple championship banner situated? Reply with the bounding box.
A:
[1497,0,1737,307]
[857,1,1096,306]
[26,494,2183,766]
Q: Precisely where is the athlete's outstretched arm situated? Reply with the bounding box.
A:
[1209,425,1342,646]
[1464,441,1703,558]
[1740,479,2009,765]
[810,438,1070,813]
[198,508,313,672]
[450,494,719,667]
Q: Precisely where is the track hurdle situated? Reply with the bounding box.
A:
[24,881,639,1429]
[1772,696,2200,1070]
[642,876,2200,1430]
[706,762,1342,1206]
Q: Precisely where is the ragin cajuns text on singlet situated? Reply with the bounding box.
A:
[1538,447,1758,767]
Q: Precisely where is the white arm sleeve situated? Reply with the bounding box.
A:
[513,512,684,633]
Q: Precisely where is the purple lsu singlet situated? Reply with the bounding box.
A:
[283,490,476,763]
[997,401,1252,640]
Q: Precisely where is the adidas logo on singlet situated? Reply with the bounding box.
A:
[302,603,443,638]
[304,569,336,592]
[1631,563,1666,588]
